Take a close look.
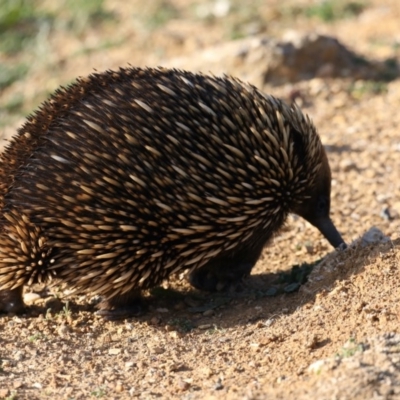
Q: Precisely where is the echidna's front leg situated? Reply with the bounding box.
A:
[188,245,264,292]
[0,287,25,314]
[96,288,144,320]
[188,261,253,292]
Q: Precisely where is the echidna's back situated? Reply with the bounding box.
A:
[0,71,109,208]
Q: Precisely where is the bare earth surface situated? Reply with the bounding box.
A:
[1,1,400,399]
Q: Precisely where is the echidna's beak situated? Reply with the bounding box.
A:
[313,217,346,249]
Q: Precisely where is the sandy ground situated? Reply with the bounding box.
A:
[0,1,400,399]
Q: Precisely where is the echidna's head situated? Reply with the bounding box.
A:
[291,145,345,249]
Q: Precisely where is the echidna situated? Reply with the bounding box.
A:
[0,67,345,319]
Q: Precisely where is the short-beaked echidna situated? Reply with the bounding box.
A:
[0,67,345,319]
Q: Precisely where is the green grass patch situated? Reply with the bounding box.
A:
[336,338,364,358]
[2,92,25,113]
[28,332,44,342]
[0,0,116,55]
[275,260,321,286]
[4,392,18,400]
[282,0,367,23]
[349,80,388,98]
[258,259,322,298]
[304,0,367,22]
[141,0,180,30]
[0,62,29,90]
[90,386,107,398]
[59,0,116,35]
[0,0,54,54]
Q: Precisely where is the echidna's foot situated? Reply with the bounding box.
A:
[188,262,253,292]
[96,289,144,320]
[0,287,25,314]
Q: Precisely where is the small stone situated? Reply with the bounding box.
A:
[150,316,161,325]
[58,323,71,337]
[167,362,185,372]
[284,282,301,293]
[125,361,135,370]
[306,334,320,350]
[265,287,278,296]
[308,359,327,373]
[168,331,182,339]
[203,309,215,317]
[200,366,213,378]
[198,324,212,330]
[151,346,165,354]
[165,324,176,332]
[359,227,390,246]
[108,348,121,355]
[380,207,393,221]
[23,292,41,304]
[214,378,224,390]
[13,380,23,389]
[177,379,190,391]
[14,351,24,361]
[115,381,124,393]
[339,159,357,172]
[304,243,314,254]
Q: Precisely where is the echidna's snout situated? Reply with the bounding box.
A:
[293,193,346,249]
[291,144,346,249]
[311,217,346,249]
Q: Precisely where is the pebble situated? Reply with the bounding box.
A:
[359,227,390,246]
[198,324,212,330]
[108,348,121,355]
[151,346,165,354]
[32,382,43,389]
[23,292,41,304]
[57,323,71,337]
[150,316,161,325]
[308,359,327,373]
[168,331,183,339]
[284,282,301,293]
[306,334,320,350]
[177,379,190,391]
[380,207,393,221]
[265,287,278,296]
[214,378,224,390]
[125,361,135,370]
[339,159,357,172]
[156,308,169,313]
[114,381,124,393]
